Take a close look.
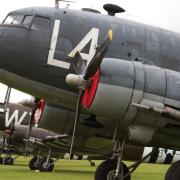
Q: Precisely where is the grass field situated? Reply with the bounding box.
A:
[0,157,170,180]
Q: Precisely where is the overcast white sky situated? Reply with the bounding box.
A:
[0,0,180,102]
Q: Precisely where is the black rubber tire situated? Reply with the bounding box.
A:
[38,157,54,172]
[165,160,180,180]
[3,157,14,165]
[29,157,39,170]
[95,159,130,180]
[0,157,3,164]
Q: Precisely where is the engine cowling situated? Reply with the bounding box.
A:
[84,58,180,144]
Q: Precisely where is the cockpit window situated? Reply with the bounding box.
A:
[31,17,50,33]
[4,15,24,24]
[22,15,33,25]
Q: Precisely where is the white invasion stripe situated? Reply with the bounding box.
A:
[156,148,167,164]
[82,155,88,160]
[73,155,78,160]
[47,19,70,69]
[0,108,4,113]
[64,153,70,159]
[63,153,85,160]
[142,147,152,163]
[172,151,180,163]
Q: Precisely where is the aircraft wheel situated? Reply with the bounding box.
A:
[95,159,130,180]
[165,160,180,180]
[38,157,54,172]
[3,157,14,165]
[29,157,38,170]
[0,157,3,164]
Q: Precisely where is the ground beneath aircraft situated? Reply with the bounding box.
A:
[0,158,169,180]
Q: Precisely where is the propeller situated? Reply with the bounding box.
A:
[66,29,113,157]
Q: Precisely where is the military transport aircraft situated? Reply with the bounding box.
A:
[1,0,180,179]
[1,95,180,173]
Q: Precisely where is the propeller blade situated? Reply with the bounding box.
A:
[24,111,34,155]
[24,98,39,155]
[73,51,86,75]
[67,30,113,156]
[1,136,6,154]
[9,119,15,132]
[69,89,84,157]
[84,29,113,80]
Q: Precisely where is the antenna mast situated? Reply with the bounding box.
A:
[55,0,75,9]
[55,0,59,8]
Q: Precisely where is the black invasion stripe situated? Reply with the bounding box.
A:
[149,148,159,163]
[77,155,83,160]
[164,152,175,164]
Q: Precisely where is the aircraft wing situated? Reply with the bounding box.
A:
[25,134,69,149]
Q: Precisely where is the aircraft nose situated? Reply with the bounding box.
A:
[0,26,28,71]
[0,25,50,84]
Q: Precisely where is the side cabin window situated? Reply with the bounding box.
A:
[31,16,50,33]
[22,15,33,25]
[4,15,24,24]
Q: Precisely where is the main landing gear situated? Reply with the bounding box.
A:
[165,160,180,180]
[0,138,16,166]
[95,159,130,180]
[29,156,54,172]
[29,149,54,172]
[95,140,130,180]
[95,140,153,180]
[0,148,15,165]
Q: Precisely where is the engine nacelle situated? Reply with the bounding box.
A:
[86,58,180,144]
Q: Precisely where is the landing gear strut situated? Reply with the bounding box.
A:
[3,141,14,166]
[88,160,96,167]
[38,157,54,172]
[0,146,4,164]
[95,140,153,180]
[0,157,3,164]
[29,149,54,172]
[38,149,54,172]
[95,159,129,180]
[95,140,130,180]
[29,156,54,172]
